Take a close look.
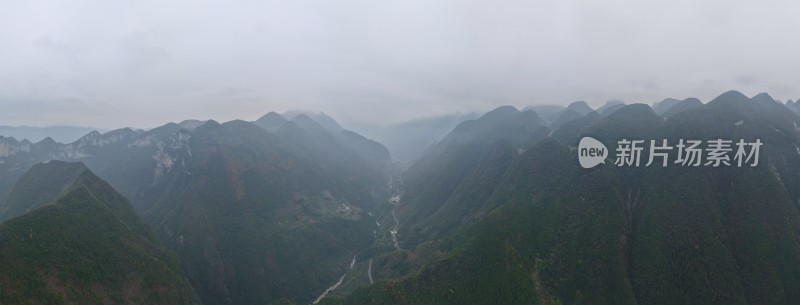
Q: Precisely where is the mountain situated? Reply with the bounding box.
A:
[393,106,550,247]
[254,112,288,131]
[596,100,626,114]
[178,120,209,131]
[583,103,662,140]
[599,102,627,116]
[529,101,595,127]
[0,161,200,304]
[283,111,344,133]
[565,101,594,116]
[0,125,105,143]
[143,119,389,305]
[751,92,780,105]
[523,105,565,122]
[651,98,682,115]
[307,106,553,300]
[786,99,800,115]
[551,109,582,128]
[0,161,89,222]
[0,125,191,214]
[550,111,602,146]
[366,112,480,166]
[287,113,393,181]
[6,97,800,305]
[338,129,393,178]
[321,138,634,305]
[319,90,800,305]
[0,111,394,305]
[662,97,702,118]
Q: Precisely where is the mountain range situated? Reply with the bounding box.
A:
[2,91,800,304]
[319,91,800,305]
[0,125,105,143]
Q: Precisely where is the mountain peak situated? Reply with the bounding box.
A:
[652,98,682,115]
[194,120,221,133]
[312,112,344,132]
[219,119,268,134]
[751,92,777,104]
[0,136,20,144]
[178,119,209,130]
[566,101,594,115]
[283,111,343,132]
[587,103,662,138]
[612,103,657,116]
[290,114,328,132]
[662,97,703,118]
[520,109,544,121]
[709,90,750,106]
[480,106,519,121]
[0,161,90,222]
[524,105,564,117]
[255,112,288,131]
[85,130,102,137]
[36,136,57,146]
[257,111,285,122]
[0,161,200,303]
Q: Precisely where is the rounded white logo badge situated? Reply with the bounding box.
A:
[578,137,608,169]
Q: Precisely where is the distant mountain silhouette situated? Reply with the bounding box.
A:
[0,125,104,143]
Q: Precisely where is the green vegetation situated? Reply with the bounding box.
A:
[4,92,800,305]
[322,139,637,305]
[322,92,800,305]
[145,119,390,304]
[397,106,550,246]
[0,161,88,222]
[0,163,200,304]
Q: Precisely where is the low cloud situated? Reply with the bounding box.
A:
[1,0,800,129]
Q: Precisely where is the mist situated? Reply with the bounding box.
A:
[2,0,800,129]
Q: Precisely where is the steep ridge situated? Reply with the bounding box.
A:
[0,113,394,305]
[0,161,88,222]
[322,91,800,305]
[395,106,550,247]
[0,161,200,304]
[144,119,390,304]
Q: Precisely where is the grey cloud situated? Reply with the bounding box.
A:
[1,0,800,129]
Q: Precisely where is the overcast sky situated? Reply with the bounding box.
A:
[2,0,800,130]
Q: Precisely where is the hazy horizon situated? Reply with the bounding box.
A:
[0,90,787,133]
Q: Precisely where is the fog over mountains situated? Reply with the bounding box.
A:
[5,1,800,130]
[3,91,800,304]
[0,125,105,144]
[6,0,800,303]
